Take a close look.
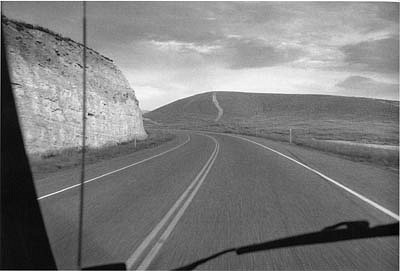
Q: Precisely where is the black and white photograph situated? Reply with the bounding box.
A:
[1,1,399,270]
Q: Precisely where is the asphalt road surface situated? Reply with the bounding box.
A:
[35,131,399,270]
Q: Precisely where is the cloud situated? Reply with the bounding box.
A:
[149,40,222,54]
[86,2,226,45]
[3,2,399,109]
[137,37,304,70]
[376,2,399,22]
[336,75,399,100]
[341,36,399,74]
[217,38,304,69]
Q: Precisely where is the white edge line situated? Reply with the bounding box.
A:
[126,135,219,270]
[227,133,400,221]
[37,135,191,200]
[150,129,399,221]
[137,141,219,270]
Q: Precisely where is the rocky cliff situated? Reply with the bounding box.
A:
[2,17,147,155]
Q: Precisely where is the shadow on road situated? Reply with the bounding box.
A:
[173,220,399,270]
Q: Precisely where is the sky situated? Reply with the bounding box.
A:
[3,1,399,110]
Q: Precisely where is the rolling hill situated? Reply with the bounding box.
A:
[146,91,398,142]
[147,92,398,122]
[145,91,399,168]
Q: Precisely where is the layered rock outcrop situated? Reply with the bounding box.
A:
[2,17,147,154]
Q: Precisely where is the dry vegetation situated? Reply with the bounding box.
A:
[29,130,175,178]
[188,122,398,170]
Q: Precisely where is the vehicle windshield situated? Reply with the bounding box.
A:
[2,2,399,270]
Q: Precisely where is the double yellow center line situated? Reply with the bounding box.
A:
[126,134,220,270]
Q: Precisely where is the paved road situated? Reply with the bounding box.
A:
[35,131,399,270]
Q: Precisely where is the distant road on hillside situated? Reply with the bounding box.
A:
[34,130,398,270]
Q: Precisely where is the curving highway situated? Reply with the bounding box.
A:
[35,131,399,270]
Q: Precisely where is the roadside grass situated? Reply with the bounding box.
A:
[294,138,398,169]
[227,124,399,170]
[29,130,176,179]
[145,119,398,170]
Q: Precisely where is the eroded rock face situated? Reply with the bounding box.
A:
[2,17,147,155]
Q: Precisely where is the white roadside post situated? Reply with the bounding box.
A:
[289,128,292,144]
[134,132,137,149]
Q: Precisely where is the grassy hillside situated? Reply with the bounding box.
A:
[146,91,398,142]
[146,92,218,124]
[145,91,399,169]
[147,92,399,121]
